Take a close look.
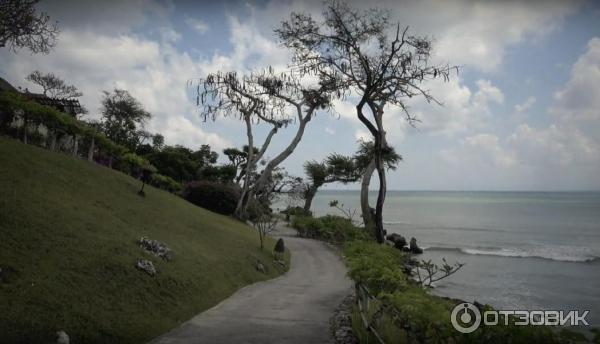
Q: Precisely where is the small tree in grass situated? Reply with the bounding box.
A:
[252,213,278,251]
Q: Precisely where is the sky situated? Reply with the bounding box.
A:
[1,0,599,191]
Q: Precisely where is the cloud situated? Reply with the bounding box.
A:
[185,17,210,35]
[514,96,536,114]
[442,133,515,168]
[507,123,599,167]
[404,78,504,136]
[552,37,600,121]
[250,0,580,72]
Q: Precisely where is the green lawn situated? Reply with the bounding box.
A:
[0,137,288,343]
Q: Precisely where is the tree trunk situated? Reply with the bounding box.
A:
[235,114,254,220]
[72,135,78,157]
[360,159,376,231]
[22,117,28,144]
[373,108,387,244]
[87,136,95,162]
[244,106,314,215]
[49,132,57,151]
[303,186,317,213]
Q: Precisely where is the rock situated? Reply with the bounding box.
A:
[256,262,266,274]
[386,233,407,250]
[136,259,157,276]
[330,294,359,344]
[274,238,285,253]
[409,237,423,254]
[137,237,173,261]
[56,330,69,344]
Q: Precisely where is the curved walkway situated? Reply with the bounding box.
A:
[150,226,352,344]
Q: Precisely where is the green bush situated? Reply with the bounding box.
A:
[280,206,312,217]
[292,215,367,243]
[343,240,580,344]
[150,173,182,193]
[183,181,240,215]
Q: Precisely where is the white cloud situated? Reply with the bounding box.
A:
[552,37,600,121]
[514,96,536,114]
[507,123,599,166]
[185,17,210,35]
[405,78,504,136]
[442,133,515,168]
[324,127,335,135]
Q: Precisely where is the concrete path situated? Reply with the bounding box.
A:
[150,225,352,344]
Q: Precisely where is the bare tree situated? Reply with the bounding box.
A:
[194,69,336,220]
[252,213,278,250]
[276,1,456,242]
[26,71,83,98]
[0,0,59,54]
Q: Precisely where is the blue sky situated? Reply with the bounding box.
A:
[1,0,599,191]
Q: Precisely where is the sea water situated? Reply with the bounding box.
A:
[293,190,600,326]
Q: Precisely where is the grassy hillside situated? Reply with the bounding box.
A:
[0,137,288,343]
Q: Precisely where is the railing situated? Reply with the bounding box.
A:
[355,282,387,344]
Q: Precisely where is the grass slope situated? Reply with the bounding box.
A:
[0,137,288,343]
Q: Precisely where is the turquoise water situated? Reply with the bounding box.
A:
[287,190,600,326]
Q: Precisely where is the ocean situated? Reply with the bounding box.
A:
[281,190,600,326]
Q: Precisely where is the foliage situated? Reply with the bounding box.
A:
[0,136,288,343]
[280,206,311,217]
[0,0,59,54]
[146,144,219,183]
[329,199,359,225]
[26,70,83,99]
[343,240,578,344]
[292,215,368,243]
[149,173,182,193]
[198,164,237,184]
[183,181,240,215]
[100,88,151,151]
[414,258,465,288]
[344,241,409,293]
[118,152,151,175]
[354,139,402,171]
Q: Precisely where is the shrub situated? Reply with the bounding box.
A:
[280,206,312,217]
[343,240,575,344]
[150,174,182,193]
[183,181,240,215]
[292,215,368,243]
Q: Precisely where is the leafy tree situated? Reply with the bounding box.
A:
[100,89,151,151]
[26,71,83,98]
[277,1,455,242]
[223,145,259,184]
[302,153,360,212]
[0,0,59,54]
[146,144,219,184]
[151,133,164,150]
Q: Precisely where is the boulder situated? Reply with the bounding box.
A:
[137,237,173,261]
[136,259,157,276]
[409,237,423,254]
[274,238,285,253]
[56,331,69,344]
[386,233,407,249]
